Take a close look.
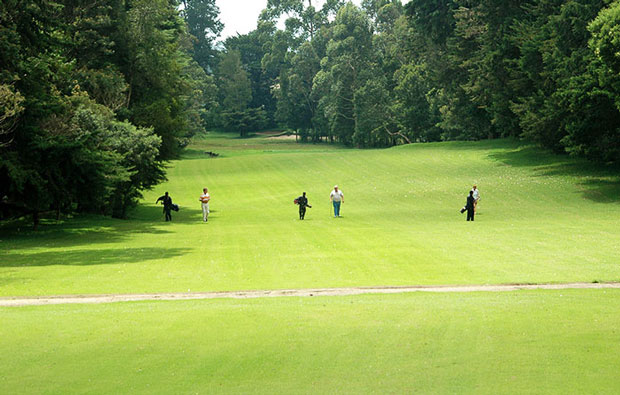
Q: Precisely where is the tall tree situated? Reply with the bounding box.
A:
[225,23,278,127]
[275,41,321,141]
[316,3,374,145]
[119,0,199,158]
[216,50,264,137]
[261,0,344,42]
[182,0,223,73]
[217,50,252,112]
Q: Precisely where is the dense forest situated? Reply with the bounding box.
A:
[223,0,620,161]
[2,0,620,225]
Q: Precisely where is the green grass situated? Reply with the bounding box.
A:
[2,132,620,393]
[1,132,619,296]
[2,290,620,394]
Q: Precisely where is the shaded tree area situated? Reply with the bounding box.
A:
[0,0,219,227]
[214,0,620,162]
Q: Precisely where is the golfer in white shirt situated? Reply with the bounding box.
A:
[471,185,480,213]
[330,185,344,217]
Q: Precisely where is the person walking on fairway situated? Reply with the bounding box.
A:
[156,191,173,221]
[199,187,210,222]
[295,192,312,220]
[471,185,480,213]
[330,185,344,217]
[465,190,475,221]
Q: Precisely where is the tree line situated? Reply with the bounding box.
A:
[215,0,620,162]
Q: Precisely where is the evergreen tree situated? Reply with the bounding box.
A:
[216,50,265,137]
[181,0,223,73]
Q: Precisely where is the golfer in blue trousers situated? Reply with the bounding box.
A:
[330,185,344,217]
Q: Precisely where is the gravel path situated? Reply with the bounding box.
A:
[1,282,619,307]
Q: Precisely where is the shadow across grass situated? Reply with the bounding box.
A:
[133,205,204,223]
[0,217,167,249]
[0,206,203,253]
[180,148,224,160]
[488,146,620,203]
[435,138,522,151]
[1,247,190,268]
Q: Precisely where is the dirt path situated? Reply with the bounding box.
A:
[1,282,619,307]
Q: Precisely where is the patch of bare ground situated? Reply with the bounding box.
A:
[266,134,296,140]
[1,282,619,307]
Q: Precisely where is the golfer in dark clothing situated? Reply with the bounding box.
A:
[296,192,312,220]
[156,192,173,221]
[465,190,475,221]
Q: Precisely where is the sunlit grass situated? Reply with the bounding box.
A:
[2,290,620,393]
[2,132,620,393]
[1,132,619,296]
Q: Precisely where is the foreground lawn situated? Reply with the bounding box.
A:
[1,133,619,296]
[1,289,620,394]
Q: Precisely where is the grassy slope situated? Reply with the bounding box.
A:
[2,133,620,393]
[1,133,619,296]
[2,290,620,394]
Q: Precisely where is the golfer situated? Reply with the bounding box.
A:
[199,187,210,222]
[330,185,344,217]
[156,192,173,221]
[471,185,480,213]
[296,192,312,220]
[465,190,475,221]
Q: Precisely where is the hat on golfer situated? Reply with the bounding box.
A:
[334,185,338,188]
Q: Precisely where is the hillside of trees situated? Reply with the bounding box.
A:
[220,0,620,163]
[2,0,619,226]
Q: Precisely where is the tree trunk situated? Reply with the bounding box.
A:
[33,210,39,231]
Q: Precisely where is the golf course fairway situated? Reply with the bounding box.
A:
[1,132,619,393]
